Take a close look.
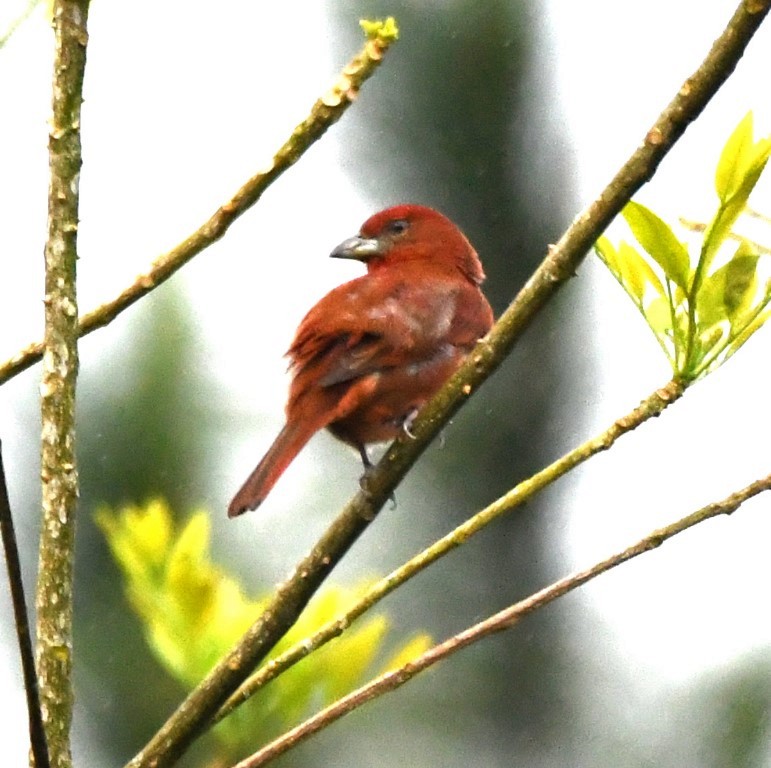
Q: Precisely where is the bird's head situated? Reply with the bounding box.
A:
[330,204,486,286]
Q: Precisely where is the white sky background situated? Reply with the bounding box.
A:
[546,0,771,679]
[0,1,770,765]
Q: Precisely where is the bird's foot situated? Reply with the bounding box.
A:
[401,407,420,439]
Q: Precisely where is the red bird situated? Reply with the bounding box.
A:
[228,204,494,517]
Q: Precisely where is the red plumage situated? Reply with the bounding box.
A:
[228,204,494,517]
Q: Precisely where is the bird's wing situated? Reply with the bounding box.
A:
[287,272,491,389]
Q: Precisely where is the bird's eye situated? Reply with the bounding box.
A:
[386,219,410,236]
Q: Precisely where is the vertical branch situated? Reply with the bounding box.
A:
[0,444,49,768]
[35,2,90,767]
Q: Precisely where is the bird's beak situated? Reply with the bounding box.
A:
[329,235,383,262]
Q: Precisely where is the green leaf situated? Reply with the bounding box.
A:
[725,307,771,361]
[696,267,727,331]
[95,499,172,575]
[698,324,728,359]
[685,323,728,379]
[700,200,742,276]
[646,294,674,339]
[97,500,433,753]
[714,112,771,204]
[622,201,691,291]
[597,115,770,384]
[595,237,667,307]
[596,236,679,370]
[702,116,771,272]
[594,235,618,273]
[696,241,760,338]
[618,241,667,304]
[723,245,760,323]
[715,112,755,201]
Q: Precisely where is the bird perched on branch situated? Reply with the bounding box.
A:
[228,204,494,517]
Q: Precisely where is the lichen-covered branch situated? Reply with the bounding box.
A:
[35,2,90,767]
[239,469,771,767]
[0,19,399,387]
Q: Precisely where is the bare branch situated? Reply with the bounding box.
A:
[0,443,50,768]
[216,380,685,720]
[0,23,398,387]
[0,0,42,49]
[679,216,771,256]
[238,470,771,767]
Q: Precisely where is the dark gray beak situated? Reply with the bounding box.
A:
[329,235,383,262]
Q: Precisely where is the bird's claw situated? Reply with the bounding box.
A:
[401,407,420,440]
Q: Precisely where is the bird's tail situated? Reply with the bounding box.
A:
[228,422,314,517]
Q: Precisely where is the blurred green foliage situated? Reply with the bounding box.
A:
[97,499,431,758]
[72,285,220,763]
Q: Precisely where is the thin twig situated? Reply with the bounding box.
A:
[0,443,50,768]
[0,0,42,49]
[679,216,771,255]
[0,22,399,388]
[216,380,685,720]
[35,2,90,767]
[238,470,771,768]
[746,206,771,224]
[127,4,771,767]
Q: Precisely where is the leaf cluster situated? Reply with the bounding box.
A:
[96,500,430,755]
[596,113,771,381]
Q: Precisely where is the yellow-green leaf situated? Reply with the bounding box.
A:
[724,246,760,323]
[96,499,172,576]
[703,116,771,270]
[622,201,691,291]
[360,17,399,41]
[645,294,674,340]
[620,240,667,304]
[699,324,728,358]
[715,112,755,201]
[698,265,729,330]
[696,241,761,338]
[596,238,667,307]
[97,500,431,753]
[725,307,771,361]
[594,235,618,273]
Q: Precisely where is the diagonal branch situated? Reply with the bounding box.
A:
[319,0,771,539]
[216,379,685,720]
[0,0,42,49]
[127,3,771,767]
[0,21,399,388]
[238,469,771,768]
